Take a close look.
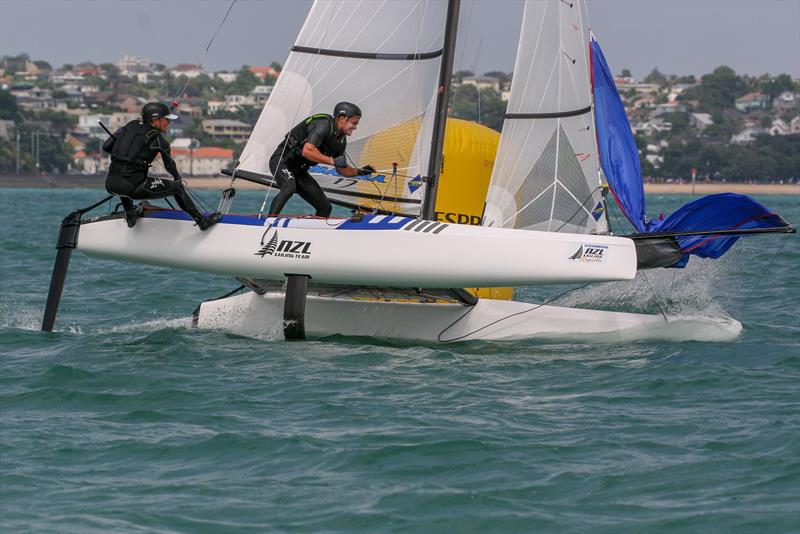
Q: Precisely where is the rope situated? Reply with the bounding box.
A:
[609,202,669,321]
[437,283,592,343]
[173,0,238,104]
[733,234,790,318]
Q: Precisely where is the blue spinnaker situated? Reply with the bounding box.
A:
[649,193,789,267]
[590,36,791,267]
[590,35,646,232]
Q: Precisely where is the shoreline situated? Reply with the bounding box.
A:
[1,175,797,195]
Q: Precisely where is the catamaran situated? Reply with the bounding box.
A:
[42,0,793,342]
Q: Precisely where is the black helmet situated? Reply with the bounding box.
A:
[333,101,362,119]
[142,102,178,122]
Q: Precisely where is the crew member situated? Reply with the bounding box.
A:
[103,102,220,230]
[268,101,374,217]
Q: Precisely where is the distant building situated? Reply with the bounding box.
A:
[78,113,113,138]
[110,112,140,131]
[172,146,235,176]
[172,63,205,79]
[202,119,251,142]
[461,76,500,93]
[248,66,279,81]
[251,85,273,106]
[690,112,714,131]
[730,127,768,144]
[772,91,798,112]
[215,71,238,83]
[790,116,800,134]
[117,55,151,75]
[653,102,688,115]
[734,92,771,112]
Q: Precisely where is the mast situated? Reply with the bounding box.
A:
[421,0,460,221]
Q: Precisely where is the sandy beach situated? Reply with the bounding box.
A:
[1,174,797,195]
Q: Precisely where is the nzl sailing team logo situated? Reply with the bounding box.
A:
[255,229,312,260]
[568,243,608,263]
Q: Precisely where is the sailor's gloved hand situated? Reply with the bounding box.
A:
[333,155,348,168]
[357,165,375,176]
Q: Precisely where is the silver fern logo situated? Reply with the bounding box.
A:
[568,243,607,263]
[255,230,312,260]
[255,231,280,257]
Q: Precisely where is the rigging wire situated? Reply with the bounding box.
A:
[172,0,237,105]
[609,205,671,321]
[437,283,592,343]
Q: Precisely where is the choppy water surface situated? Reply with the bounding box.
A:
[1,188,798,532]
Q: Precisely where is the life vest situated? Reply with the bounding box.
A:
[110,120,162,170]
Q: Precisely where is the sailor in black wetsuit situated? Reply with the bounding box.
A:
[269,101,374,217]
[103,102,220,230]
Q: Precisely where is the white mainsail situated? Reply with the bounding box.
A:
[237,0,448,216]
[484,0,608,234]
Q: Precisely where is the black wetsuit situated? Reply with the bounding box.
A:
[103,120,205,223]
[268,114,347,217]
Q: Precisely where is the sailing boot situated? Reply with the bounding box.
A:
[197,212,222,231]
[124,208,139,228]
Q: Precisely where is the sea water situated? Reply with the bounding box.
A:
[1,188,798,532]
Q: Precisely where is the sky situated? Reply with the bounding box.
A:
[1,0,799,80]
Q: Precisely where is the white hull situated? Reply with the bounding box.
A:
[78,212,637,288]
[196,290,742,343]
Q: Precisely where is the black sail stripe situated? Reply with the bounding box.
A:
[292,45,443,61]
[404,219,425,231]
[422,222,441,233]
[505,105,592,120]
[432,223,448,234]
[415,221,436,232]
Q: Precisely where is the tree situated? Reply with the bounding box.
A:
[453,70,474,83]
[621,68,632,78]
[694,65,747,114]
[758,73,796,98]
[0,89,19,121]
[84,137,103,155]
[15,124,72,173]
[643,68,668,86]
[229,66,259,94]
[270,61,283,72]
[483,70,510,87]
[30,109,77,134]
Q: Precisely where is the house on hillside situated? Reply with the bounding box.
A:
[251,85,273,106]
[214,71,238,83]
[690,112,714,132]
[790,116,800,134]
[773,91,798,112]
[734,92,771,112]
[171,147,235,176]
[248,66,280,81]
[730,127,769,144]
[461,76,500,93]
[172,64,205,79]
[202,119,251,142]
